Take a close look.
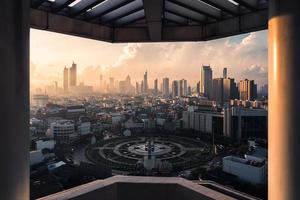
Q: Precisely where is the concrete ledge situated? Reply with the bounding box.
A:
[38,176,257,200]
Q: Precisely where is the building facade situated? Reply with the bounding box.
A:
[69,62,77,87]
[239,79,257,101]
[200,65,213,98]
[162,78,169,97]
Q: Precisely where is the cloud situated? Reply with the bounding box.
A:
[30,30,268,90]
[112,44,141,67]
[241,65,267,85]
[243,65,267,76]
[78,65,107,86]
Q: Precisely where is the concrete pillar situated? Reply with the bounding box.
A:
[0,0,30,199]
[269,0,300,199]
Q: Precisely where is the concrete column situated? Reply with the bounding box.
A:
[269,0,300,200]
[0,0,30,200]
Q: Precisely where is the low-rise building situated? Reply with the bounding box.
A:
[222,155,267,184]
[50,120,75,144]
[30,150,44,166]
[183,105,267,140]
[36,140,55,150]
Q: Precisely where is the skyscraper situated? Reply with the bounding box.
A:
[162,78,169,97]
[196,81,200,94]
[143,71,148,94]
[109,77,114,92]
[63,66,69,92]
[119,75,135,94]
[141,80,144,94]
[179,79,187,97]
[154,79,158,94]
[99,74,103,92]
[212,78,224,104]
[183,79,187,96]
[223,68,228,79]
[223,78,237,102]
[172,80,179,97]
[239,79,257,101]
[69,61,77,87]
[187,86,192,96]
[200,65,213,98]
[136,82,140,94]
[260,84,268,96]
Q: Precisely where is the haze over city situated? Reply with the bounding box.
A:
[30,29,267,92]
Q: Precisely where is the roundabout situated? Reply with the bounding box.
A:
[86,135,212,174]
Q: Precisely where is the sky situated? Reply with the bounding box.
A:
[30,28,267,91]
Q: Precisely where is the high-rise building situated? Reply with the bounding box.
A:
[119,75,135,94]
[69,61,77,87]
[109,77,114,92]
[200,65,213,98]
[239,79,257,101]
[184,80,187,96]
[103,80,108,93]
[223,78,237,102]
[162,78,169,97]
[223,68,228,79]
[187,86,192,96]
[136,82,140,94]
[63,66,69,92]
[196,81,200,94]
[55,81,58,94]
[172,80,179,97]
[154,79,158,94]
[99,74,103,92]
[179,79,187,97]
[260,84,268,96]
[212,78,224,104]
[143,71,148,93]
[141,80,144,94]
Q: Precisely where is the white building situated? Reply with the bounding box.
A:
[111,113,122,124]
[30,150,44,166]
[223,106,267,139]
[124,118,144,129]
[31,94,49,107]
[183,106,267,140]
[36,140,55,150]
[183,110,222,133]
[222,155,267,184]
[78,121,91,136]
[142,118,156,129]
[156,118,166,126]
[50,120,75,144]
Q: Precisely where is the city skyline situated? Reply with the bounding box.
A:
[30,29,267,92]
[39,62,264,98]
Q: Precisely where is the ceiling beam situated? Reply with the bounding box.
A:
[88,0,135,21]
[116,16,146,27]
[53,0,76,13]
[164,18,186,25]
[102,7,143,24]
[71,0,106,17]
[30,8,113,42]
[30,7,267,43]
[143,0,164,41]
[165,9,204,24]
[199,0,238,16]
[168,0,221,20]
[31,0,47,9]
[234,0,258,11]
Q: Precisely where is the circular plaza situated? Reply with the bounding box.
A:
[86,135,212,173]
